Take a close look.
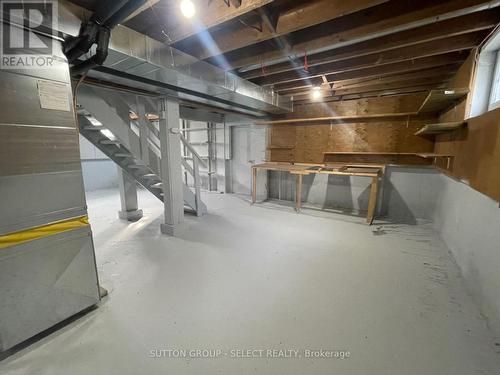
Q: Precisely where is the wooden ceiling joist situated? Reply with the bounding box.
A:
[239,8,499,80]
[291,85,448,105]
[124,0,160,22]
[253,30,487,88]
[165,0,275,44]
[229,0,243,7]
[177,0,388,59]
[290,79,450,102]
[331,65,459,90]
[285,64,459,96]
[218,0,498,70]
[274,52,468,93]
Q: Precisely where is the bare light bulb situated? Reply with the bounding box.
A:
[311,86,322,100]
[180,0,196,18]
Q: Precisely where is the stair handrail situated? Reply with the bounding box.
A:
[180,134,208,169]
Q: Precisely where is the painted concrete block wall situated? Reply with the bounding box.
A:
[81,160,119,191]
[433,174,500,333]
[381,167,442,221]
[268,166,442,222]
[79,135,119,191]
[268,171,374,212]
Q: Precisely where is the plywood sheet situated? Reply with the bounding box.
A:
[269,118,435,164]
[435,108,500,201]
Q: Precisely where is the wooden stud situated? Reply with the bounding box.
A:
[366,176,380,225]
[295,173,303,213]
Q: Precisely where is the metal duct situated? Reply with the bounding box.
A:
[57,1,293,117]
[0,25,100,351]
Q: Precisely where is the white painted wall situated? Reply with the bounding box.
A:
[81,160,118,191]
[433,174,500,334]
[268,166,442,222]
[79,135,119,191]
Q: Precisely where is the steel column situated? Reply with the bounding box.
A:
[136,96,150,165]
[117,167,143,221]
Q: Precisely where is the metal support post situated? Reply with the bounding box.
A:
[193,157,202,216]
[136,96,150,165]
[158,97,184,236]
[117,167,143,221]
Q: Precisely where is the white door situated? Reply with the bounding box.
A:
[230,125,267,196]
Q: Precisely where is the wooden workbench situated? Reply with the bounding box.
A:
[251,162,385,224]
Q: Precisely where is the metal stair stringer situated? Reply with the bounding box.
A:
[78,112,207,216]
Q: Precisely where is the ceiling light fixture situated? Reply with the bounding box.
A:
[311,86,322,100]
[180,0,196,19]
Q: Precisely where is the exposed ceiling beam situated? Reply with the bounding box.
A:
[331,65,459,89]
[273,52,468,92]
[334,77,450,96]
[289,77,451,102]
[221,0,500,70]
[182,0,388,59]
[252,30,487,86]
[285,64,460,96]
[164,0,275,44]
[229,0,243,7]
[123,0,160,22]
[240,8,500,79]
[257,7,295,60]
[291,86,448,105]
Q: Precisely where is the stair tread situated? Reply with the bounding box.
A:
[79,114,206,215]
[128,164,147,169]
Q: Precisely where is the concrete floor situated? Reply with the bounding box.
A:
[1,189,499,374]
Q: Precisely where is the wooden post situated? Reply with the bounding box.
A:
[366,175,380,225]
[251,167,257,204]
[295,173,303,213]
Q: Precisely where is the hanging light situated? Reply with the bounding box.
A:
[311,86,322,100]
[180,0,196,19]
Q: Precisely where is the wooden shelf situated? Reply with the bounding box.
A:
[415,153,454,159]
[324,152,416,156]
[267,146,295,150]
[324,151,453,159]
[415,121,466,136]
[418,89,469,113]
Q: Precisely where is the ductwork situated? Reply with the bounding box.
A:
[63,0,148,76]
[57,1,292,117]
